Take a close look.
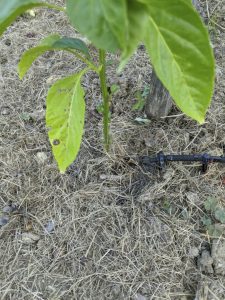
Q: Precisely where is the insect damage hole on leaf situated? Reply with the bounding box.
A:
[53,139,60,146]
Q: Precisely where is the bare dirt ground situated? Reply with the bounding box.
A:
[1,1,225,299]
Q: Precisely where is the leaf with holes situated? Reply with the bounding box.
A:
[46,70,87,173]
[143,0,215,123]
[18,34,90,78]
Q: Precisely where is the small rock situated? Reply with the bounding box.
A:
[0,215,9,226]
[26,9,36,17]
[37,239,46,249]
[2,206,11,213]
[21,232,40,244]
[111,285,121,297]
[30,109,45,121]
[189,246,199,258]
[24,9,37,18]
[3,204,18,213]
[44,220,55,234]
[36,152,48,164]
[1,106,10,115]
[135,294,147,300]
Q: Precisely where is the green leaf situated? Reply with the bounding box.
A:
[46,71,87,173]
[106,59,117,66]
[162,200,176,215]
[20,112,31,121]
[143,0,215,123]
[0,0,63,36]
[66,0,148,68]
[18,34,90,78]
[96,102,104,115]
[132,91,146,111]
[207,224,224,237]
[142,85,151,98]
[201,216,212,226]
[66,0,126,52]
[110,84,120,95]
[215,208,225,224]
[120,2,149,66]
[119,0,149,70]
[204,197,218,212]
[53,37,90,58]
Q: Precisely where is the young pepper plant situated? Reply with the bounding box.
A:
[0,0,215,173]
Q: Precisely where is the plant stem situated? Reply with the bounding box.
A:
[67,50,99,73]
[47,4,66,12]
[99,49,110,151]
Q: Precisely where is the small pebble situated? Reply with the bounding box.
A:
[189,246,199,257]
[0,215,9,226]
[1,106,10,115]
[135,294,147,300]
[36,152,48,164]
[21,232,40,244]
[44,220,55,234]
[3,204,17,214]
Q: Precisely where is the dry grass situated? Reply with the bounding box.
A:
[1,0,225,299]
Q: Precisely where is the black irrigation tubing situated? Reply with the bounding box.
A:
[139,151,225,173]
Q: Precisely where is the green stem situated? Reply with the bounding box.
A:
[99,49,110,151]
[47,4,66,12]
[67,49,99,73]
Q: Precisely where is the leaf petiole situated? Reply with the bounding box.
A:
[67,49,99,73]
